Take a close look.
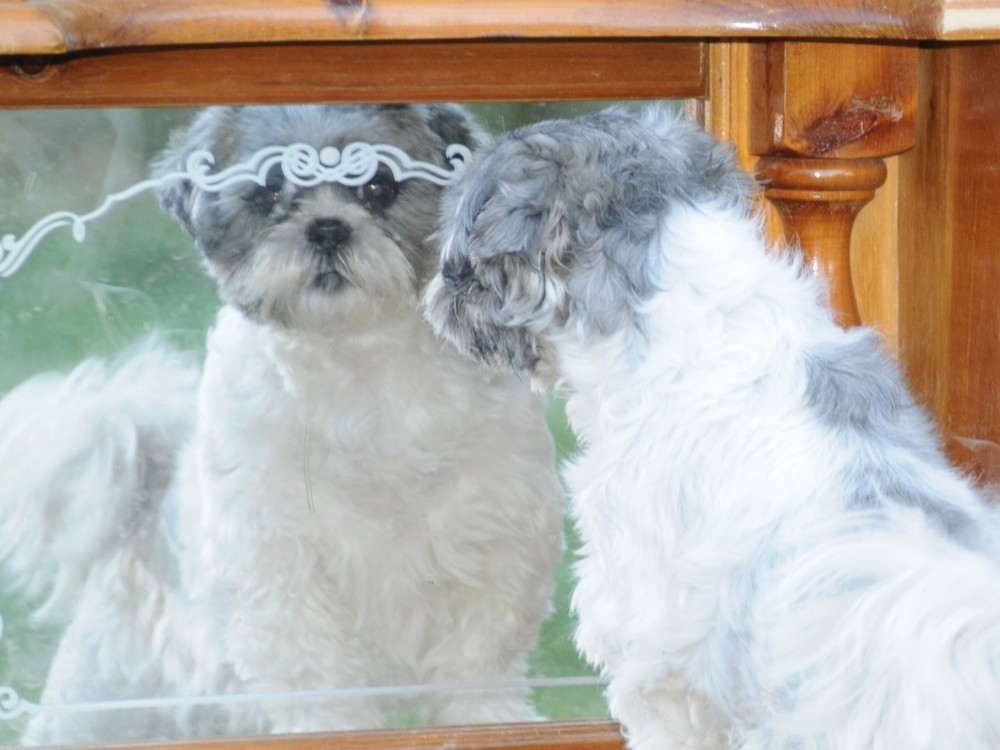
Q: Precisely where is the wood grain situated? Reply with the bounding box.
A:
[67,721,626,750]
[0,0,949,57]
[851,154,901,344]
[898,43,1000,485]
[0,10,995,748]
[756,156,888,326]
[0,39,705,107]
[748,41,919,159]
[745,41,918,327]
[709,40,903,337]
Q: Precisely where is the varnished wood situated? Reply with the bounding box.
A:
[703,40,789,258]
[66,722,626,750]
[746,41,918,326]
[711,39,904,338]
[898,43,1000,485]
[0,39,705,107]
[705,41,759,175]
[0,2,997,747]
[756,156,887,325]
[0,1,999,59]
[850,155,900,343]
[749,41,919,159]
[0,0,967,58]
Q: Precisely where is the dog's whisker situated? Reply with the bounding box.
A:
[303,417,316,514]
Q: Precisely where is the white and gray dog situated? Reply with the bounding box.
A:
[424,106,1000,749]
[0,105,564,744]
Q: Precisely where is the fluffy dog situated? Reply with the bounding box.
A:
[0,105,564,744]
[425,106,1000,749]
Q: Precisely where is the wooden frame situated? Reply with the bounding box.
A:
[2,2,999,748]
[3,0,1000,55]
[64,721,627,750]
[0,39,705,107]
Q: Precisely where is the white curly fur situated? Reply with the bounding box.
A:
[426,106,1000,749]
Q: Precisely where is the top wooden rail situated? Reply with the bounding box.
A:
[2,0,1000,57]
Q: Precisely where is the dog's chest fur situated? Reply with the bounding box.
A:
[169,304,560,686]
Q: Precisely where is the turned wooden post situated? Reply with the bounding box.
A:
[746,42,918,327]
[755,156,887,326]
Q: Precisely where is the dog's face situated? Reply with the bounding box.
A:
[424,107,751,382]
[156,105,483,330]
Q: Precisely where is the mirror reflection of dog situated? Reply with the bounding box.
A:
[0,105,564,744]
[426,106,1000,749]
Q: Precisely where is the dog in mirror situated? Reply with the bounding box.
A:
[0,105,564,744]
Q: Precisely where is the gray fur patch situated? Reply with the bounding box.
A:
[804,332,978,541]
[842,462,978,541]
[804,332,917,436]
[427,106,755,372]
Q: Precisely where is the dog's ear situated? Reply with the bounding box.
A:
[152,107,240,238]
[457,123,675,339]
[421,104,488,153]
[639,104,754,207]
[441,134,574,332]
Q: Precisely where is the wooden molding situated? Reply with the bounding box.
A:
[0,39,705,108]
[66,721,626,750]
[748,41,919,160]
[756,156,887,326]
[0,0,964,57]
[898,43,1000,483]
[850,154,900,344]
[744,41,917,327]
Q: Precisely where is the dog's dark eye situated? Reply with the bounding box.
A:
[357,170,399,212]
[247,169,285,215]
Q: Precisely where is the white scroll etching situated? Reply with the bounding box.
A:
[0,141,472,279]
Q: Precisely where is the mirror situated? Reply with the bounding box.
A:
[0,102,674,745]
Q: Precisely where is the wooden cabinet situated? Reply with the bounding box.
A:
[899,43,1000,482]
[1,3,998,748]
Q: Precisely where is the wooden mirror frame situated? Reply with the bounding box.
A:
[2,2,999,747]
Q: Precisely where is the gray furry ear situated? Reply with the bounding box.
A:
[637,104,754,207]
[450,122,673,339]
[421,104,488,152]
[152,107,240,238]
[442,137,575,333]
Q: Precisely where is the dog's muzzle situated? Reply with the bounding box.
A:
[307,217,352,258]
[307,217,351,289]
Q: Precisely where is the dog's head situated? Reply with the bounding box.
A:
[155,104,484,330]
[424,106,751,382]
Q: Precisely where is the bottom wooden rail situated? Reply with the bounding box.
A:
[72,721,626,750]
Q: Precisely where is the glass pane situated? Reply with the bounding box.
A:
[0,102,677,744]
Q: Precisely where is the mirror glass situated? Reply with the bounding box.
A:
[0,101,677,745]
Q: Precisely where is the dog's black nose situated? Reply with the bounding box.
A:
[306,217,352,256]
